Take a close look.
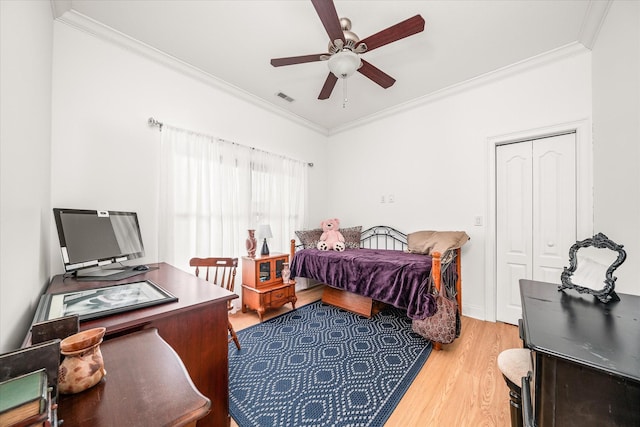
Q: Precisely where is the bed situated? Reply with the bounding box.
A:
[289,225,468,349]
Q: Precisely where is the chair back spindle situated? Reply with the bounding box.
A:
[189,257,241,350]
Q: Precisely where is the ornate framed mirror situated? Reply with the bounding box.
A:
[559,233,626,303]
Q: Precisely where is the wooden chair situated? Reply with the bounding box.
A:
[189,257,241,350]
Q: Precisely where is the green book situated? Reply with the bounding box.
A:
[0,369,48,426]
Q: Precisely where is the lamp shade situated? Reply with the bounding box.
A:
[328,50,362,79]
[258,224,273,239]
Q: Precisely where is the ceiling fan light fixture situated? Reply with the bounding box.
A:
[328,50,361,79]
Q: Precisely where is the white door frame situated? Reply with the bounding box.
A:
[484,119,593,322]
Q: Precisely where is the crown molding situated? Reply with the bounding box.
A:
[55,10,329,136]
[329,42,590,136]
[50,0,72,19]
[53,4,601,138]
[578,0,612,49]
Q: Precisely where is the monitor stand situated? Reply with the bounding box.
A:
[79,268,126,277]
[76,265,156,282]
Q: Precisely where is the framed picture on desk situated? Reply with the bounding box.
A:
[33,280,178,323]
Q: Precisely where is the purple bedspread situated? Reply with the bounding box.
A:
[290,248,436,319]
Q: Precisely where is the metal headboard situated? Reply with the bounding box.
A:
[359,225,407,251]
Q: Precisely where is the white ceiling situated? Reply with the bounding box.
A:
[52,1,609,134]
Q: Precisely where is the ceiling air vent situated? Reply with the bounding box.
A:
[276,92,295,103]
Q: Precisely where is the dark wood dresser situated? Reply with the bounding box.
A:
[519,279,640,426]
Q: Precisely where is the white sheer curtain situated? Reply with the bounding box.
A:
[158,125,307,273]
[249,149,307,255]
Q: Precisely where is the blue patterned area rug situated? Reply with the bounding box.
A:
[228,300,432,426]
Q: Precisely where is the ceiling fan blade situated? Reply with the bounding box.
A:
[318,73,338,100]
[358,60,396,89]
[270,54,327,67]
[311,0,345,45]
[357,15,425,52]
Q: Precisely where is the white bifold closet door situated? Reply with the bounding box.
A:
[496,133,576,325]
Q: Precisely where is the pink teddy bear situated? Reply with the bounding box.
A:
[317,218,346,251]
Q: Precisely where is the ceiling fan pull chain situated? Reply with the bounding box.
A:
[342,78,348,108]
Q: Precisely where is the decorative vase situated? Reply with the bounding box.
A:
[282,262,291,284]
[246,229,257,257]
[58,327,107,394]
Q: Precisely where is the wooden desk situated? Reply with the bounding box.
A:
[58,328,210,426]
[519,279,640,426]
[47,263,236,427]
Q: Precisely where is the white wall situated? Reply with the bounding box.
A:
[0,1,53,352]
[3,2,637,352]
[327,50,593,320]
[50,21,328,274]
[592,1,640,294]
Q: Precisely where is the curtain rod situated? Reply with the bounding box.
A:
[147,117,313,167]
[148,117,163,131]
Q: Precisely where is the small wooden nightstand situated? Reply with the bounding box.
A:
[241,253,297,321]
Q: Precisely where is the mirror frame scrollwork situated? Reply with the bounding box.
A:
[559,232,626,303]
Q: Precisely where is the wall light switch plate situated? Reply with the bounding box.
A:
[474,216,483,226]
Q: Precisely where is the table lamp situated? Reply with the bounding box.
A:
[259,224,273,256]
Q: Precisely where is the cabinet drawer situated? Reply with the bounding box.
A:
[269,288,289,305]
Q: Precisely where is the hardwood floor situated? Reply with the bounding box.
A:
[229,285,521,427]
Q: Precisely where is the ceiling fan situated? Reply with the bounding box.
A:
[270,0,425,100]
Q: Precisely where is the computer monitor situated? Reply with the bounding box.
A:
[53,208,146,280]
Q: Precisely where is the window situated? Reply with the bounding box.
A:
[158,126,307,272]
